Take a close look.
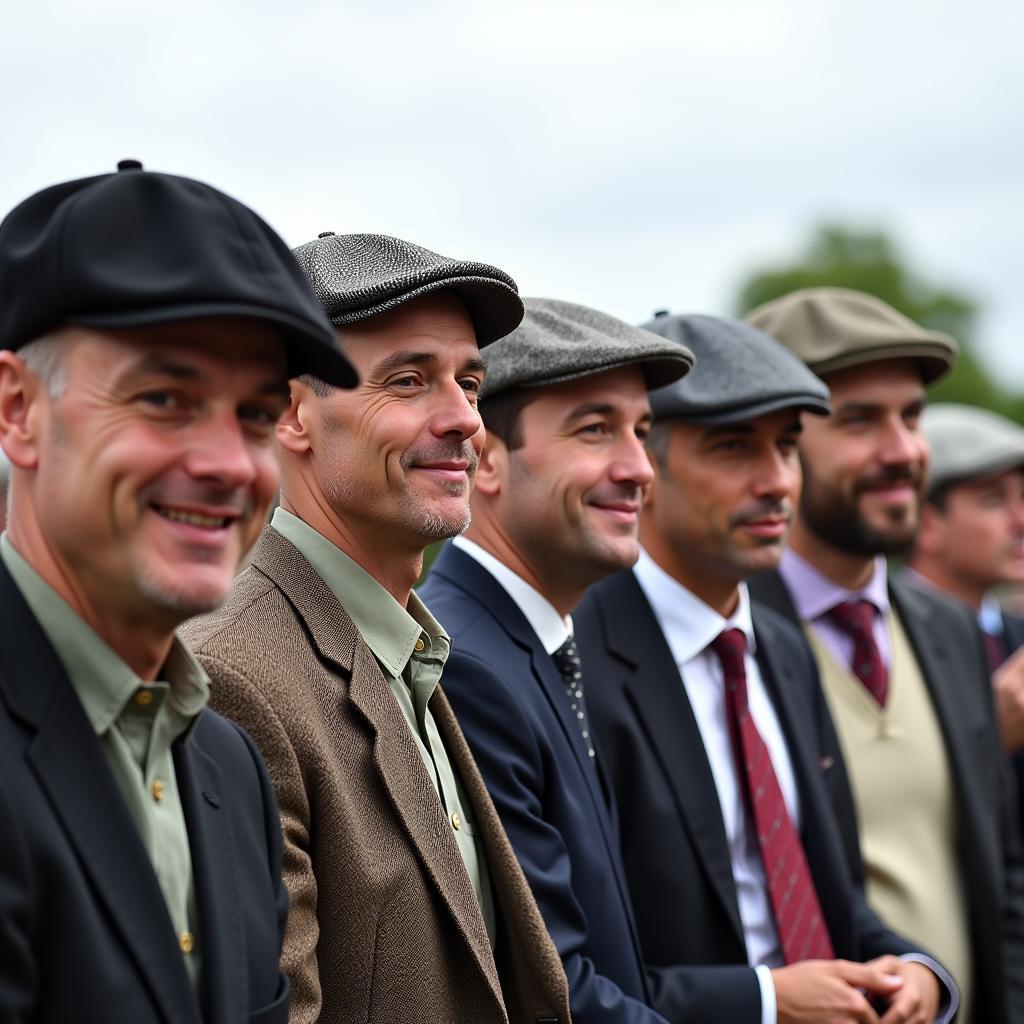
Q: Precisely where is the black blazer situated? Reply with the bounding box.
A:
[0,561,290,1024]
[573,570,927,1023]
[421,545,768,1024]
[1004,612,1024,833]
[748,568,1024,1024]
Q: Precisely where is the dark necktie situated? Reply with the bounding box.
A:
[827,600,889,707]
[711,628,835,964]
[984,629,1008,672]
[552,636,596,760]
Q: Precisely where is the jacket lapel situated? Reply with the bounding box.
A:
[175,731,246,1024]
[599,570,745,942]
[0,564,199,1024]
[249,529,504,1011]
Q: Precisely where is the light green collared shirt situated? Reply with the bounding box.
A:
[1,535,208,991]
[272,508,497,946]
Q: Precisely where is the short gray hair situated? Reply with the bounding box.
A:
[18,332,71,397]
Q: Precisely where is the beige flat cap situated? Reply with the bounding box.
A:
[745,287,957,383]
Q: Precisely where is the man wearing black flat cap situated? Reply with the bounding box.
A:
[0,161,355,1024]
[184,236,571,1024]
[420,298,699,1024]
[575,313,954,1024]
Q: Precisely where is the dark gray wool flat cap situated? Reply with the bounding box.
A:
[480,298,694,399]
[642,312,831,423]
[745,287,957,384]
[923,403,1024,493]
[291,232,524,346]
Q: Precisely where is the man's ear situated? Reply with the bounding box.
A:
[474,433,508,498]
[0,351,44,471]
[276,379,315,455]
[915,501,946,557]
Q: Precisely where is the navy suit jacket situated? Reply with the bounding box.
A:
[0,561,290,1024]
[421,545,769,1024]
[749,569,1024,1024]
[573,570,927,1023]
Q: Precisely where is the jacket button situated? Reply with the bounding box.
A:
[450,811,461,831]
[179,931,195,955]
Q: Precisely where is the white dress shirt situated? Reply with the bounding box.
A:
[634,548,797,1024]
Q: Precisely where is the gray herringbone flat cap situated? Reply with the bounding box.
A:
[480,298,694,399]
[642,313,831,423]
[924,404,1024,492]
[292,232,524,345]
[745,287,957,383]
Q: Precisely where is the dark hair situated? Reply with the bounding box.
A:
[297,373,336,397]
[645,420,673,469]
[479,388,539,451]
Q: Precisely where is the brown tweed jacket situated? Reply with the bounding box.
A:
[181,527,570,1024]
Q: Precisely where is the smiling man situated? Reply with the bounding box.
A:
[0,162,356,1024]
[419,298,698,1024]
[576,313,953,1024]
[182,235,571,1024]
[746,288,1024,1024]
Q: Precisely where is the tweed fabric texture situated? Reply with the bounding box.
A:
[180,527,570,1024]
[923,403,1024,492]
[745,287,957,384]
[0,162,356,387]
[481,296,694,399]
[643,312,831,424]
[291,232,524,345]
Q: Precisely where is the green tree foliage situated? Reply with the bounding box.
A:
[735,224,1023,422]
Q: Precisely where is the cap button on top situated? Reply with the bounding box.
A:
[317,230,335,238]
[117,159,144,172]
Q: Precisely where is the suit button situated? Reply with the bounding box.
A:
[151,779,165,803]
[450,811,461,831]
[179,931,195,955]
[415,638,425,652]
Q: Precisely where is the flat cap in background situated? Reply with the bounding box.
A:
[924,403,1024,493]
[0,160,357,387]
[480,297,694,399]
[745,286,957,384]
[642,312,831,423]
[292,232,523,346]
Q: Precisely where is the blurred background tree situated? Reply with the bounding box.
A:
[735,224,1023,421]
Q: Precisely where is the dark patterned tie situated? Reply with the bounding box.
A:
[827,600,888,706]
[552,636,596,759]
[711,628,835,964]
[984,629,1008,672]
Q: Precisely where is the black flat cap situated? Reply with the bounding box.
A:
[642,312,831,423]
[0,161,357,387]
[481,298,694,399]
[292,232,524,346]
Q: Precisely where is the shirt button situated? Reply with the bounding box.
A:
[179,931,195,955]
[151,779,165,803]
[134,689,154,707]
[450,811,461,831]
[414,638,425,652]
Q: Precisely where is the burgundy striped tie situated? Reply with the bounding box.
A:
[827,600,888,707]
[710,628,835,964]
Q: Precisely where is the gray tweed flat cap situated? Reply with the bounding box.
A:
[642,313,831,423]
[292,232,523,345]
[924,403,1024,493]
[745,287,957,384]
[480,298,694,399]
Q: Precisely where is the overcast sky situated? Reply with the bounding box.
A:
[3,0,1022,380]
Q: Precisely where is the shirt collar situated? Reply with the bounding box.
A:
[632,547,756,666]
[0,534,209,735]
[979,594,1005,636]
[778,547,890,622]
[452,536,573,655]
[272,508,447,679]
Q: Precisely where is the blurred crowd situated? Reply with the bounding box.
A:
[1,162,1022,1024]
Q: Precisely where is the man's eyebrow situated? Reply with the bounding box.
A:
[462,356,487,375]
[124,354,201,381]
[701,423,756,438]
[369,350,439,378]
[561,401,617,425]
[834,401,882,416]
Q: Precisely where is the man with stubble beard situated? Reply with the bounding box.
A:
[746,288,1024,1024]
[182,234,570,1024]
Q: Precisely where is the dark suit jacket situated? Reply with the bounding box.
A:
[573,569,926,1023]
[1004,612,1024,833]
[422,544,773,1024]
[749,568,1024,1024]
[183,528,570,1024]
[0,561,290,1024]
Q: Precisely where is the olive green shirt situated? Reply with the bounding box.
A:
[271,509,497,946]
[1,535,208,991]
